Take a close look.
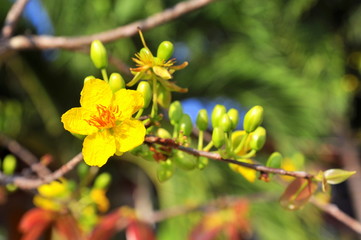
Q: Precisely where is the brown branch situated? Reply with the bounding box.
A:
[0,152,83,189]
[144,135,314,179]
[311,197,361,235]
[2,0,29,38]
[1,0,216,54]
[0,134,51,177]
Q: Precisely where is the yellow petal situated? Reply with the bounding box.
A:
[80,78,113,110]
[82,131,116,167]
[234,159,257,183]
[113,119,145,153]
[61,107,98,135]
[113,89,144,120]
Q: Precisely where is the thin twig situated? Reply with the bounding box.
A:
[144,135,314,179]
[311,197,361,235]
[2,0,29,38]
[0,152,83,189]
[0,0,216,54]
[0,134,51,177]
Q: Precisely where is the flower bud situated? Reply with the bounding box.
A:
[243,105,264,133]
[249,126,266,151]
[109,73,125,92]
[137,81,152,108]
[324,169,356,185]
[157,41,174,61]
[77,162,89,179]
[211,104,226,128]
[157,128,172,139]
[2,154,16,175]
[212,127,225,148]
[266,152,282,169]
[169,101,183,125]
[179,114,193,136]
[94,172,112,189]
[196,109,208,131]
[140,47,153,58]
[219,113,232,132]
[227,108,239,130]
[90,40,108,69]
[173,151,197,170]
[157,159,173,182]
[157,83,171,108]
[84,75,96,84]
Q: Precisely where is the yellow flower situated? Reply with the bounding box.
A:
[229,159,257,183]
[61,79,146,167]
[33,180,69,211]
[90,189,110,213]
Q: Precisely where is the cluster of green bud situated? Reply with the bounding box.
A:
[209,105,241,150]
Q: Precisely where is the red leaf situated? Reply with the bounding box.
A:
[54,214,82,240]
[89,207,135,240]
[280,178,317,210]
[19,208,55,240]
[126,221,156,240]
[189,224,222,240]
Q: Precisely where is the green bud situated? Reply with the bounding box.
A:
[179,114,193,136]
[169,101,183,125]
[140,47,153,58]
[157,159,173,182]
[6,184,17,192]
[211,104,226,128]
[157,41,174,61]
[84,75,96,84]
[212,127,225,148]
[2,154,16,175]
[243,105,264,133]
[90,40,108,69]
[109,73,125,92]
[137,81,152,108]
[324,169,356,185]
[249,127,266,151]
[173,151,197,170]
[196,109,208,131]
[266,152,282,169]
[227,108,239,130]
[157,83,171,108]
[94,172,112,189]
[197,156,209,170]
[77,162,89,179]
[219,114,232,132]
[157,128,172,139]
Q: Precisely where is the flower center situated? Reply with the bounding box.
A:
[86,105,119,129]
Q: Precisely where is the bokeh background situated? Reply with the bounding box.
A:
[1,0,361,239]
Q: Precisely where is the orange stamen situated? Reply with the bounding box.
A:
[86,105,120,129]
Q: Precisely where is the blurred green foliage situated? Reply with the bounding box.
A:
[1,0,361,239]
